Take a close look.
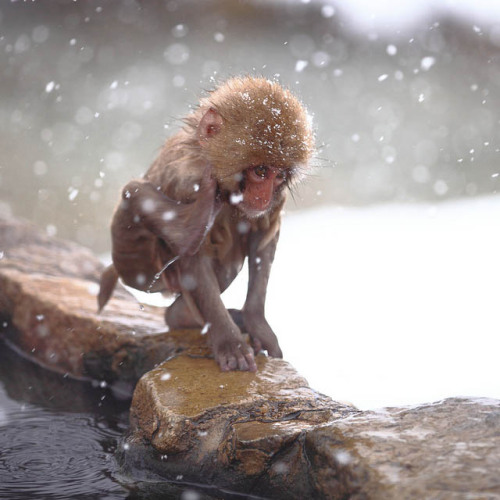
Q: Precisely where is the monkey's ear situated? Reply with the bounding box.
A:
[198,107,223,145]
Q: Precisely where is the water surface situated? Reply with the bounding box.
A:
[0,336,264,499]
[0,337,130,499]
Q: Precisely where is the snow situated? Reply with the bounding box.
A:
[68,187,79,201]
[420,56,436,71]
[294,60,308,73]
[32,25,49,44]
[45,81,55,93]
[163,43,190,65]
[386,44,397,56]
[172,24,188,38]
[229,192,244,205]
[33,161,48,177]
[141,198,156,213]
[321,5,336,18]
[222,196,500,410]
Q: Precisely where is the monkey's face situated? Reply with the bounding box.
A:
[197,106,295,218]
[232,165,288,218]
[196,78,313,218]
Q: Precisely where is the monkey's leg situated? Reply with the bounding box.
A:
[177,254,257,372]
[165,295,204,329]
[227,309,245,330]
[241,231,283,357]
[167,303,254,353]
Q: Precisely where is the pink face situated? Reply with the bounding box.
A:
[240,165,287,217]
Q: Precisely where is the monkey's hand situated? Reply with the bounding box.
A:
[210,321,258,372]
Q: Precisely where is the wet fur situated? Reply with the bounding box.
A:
[98,76,314,371]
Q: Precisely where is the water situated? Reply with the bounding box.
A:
[0,337,130,499]
[0,337,265,499]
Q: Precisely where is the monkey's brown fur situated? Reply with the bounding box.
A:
[99,76,314,372]
[146,77,313,256]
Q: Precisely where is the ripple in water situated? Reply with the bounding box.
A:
[0,407,127,499]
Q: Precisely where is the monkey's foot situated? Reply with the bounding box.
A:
[228,309,283,358]
[249,330,283,358]
[211,335,257,372]
[165,296,204,329]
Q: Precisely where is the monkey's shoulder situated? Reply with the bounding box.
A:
[145,160,204,203]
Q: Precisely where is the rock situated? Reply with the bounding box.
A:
[307,397,500,499]
[0,214,206,390]
[0,334,130,415]
[118,354,359,498]
[122,370,500,499]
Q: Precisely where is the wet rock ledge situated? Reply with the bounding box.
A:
[0,214,201,391]
[1,214,500,499]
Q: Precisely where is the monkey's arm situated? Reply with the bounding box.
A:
[121,164,220,257]
[98,165,220,310]
[241,229,283,358]
[178,254,258,372]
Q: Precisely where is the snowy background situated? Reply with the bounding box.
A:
[226,197,500,409]
[1,0,500,409]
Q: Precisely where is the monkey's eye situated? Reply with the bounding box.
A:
[253,165,268,178]
[274,170,289,186]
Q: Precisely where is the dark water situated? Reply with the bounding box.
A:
[0,337,130,499]
[0,337,266,500]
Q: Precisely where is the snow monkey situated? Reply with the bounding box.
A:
[98,76,314,372]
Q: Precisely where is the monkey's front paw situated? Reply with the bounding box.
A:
[214,340,257,372]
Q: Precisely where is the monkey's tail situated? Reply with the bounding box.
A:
[97,263,119,313]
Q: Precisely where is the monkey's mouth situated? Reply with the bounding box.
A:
[225,188,269,218]
[238,198,272,218]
